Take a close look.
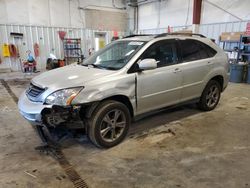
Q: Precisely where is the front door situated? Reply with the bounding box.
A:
[136,39,183,114]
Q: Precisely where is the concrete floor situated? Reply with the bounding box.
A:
[0,73,250,188]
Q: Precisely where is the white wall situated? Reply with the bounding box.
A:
[138,0,193,30]
[127,6,136,33]
[0,0,126,28]
[137,0,250,31]
[0,0,127,71]
[201,0,250,24]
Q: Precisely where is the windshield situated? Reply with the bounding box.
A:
[82,40,146,70]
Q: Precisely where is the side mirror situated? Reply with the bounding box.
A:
[138,58,157,71]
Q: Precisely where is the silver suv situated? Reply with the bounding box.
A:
[18,33,229,148]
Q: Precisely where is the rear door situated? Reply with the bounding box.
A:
[136,39,183,114]
[177,39,217,102]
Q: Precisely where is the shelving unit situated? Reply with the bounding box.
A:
[219,32,243,54]
[237,35,250,62]
[232,35,250,83]
[219,40,239,63]
[219,36,240,63]
[63,38,83,65]
[219,40,240,52]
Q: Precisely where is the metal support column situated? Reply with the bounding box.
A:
[192,0,202,33]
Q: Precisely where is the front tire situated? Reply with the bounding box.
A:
[198,80,221,111]
[87,100,131,148]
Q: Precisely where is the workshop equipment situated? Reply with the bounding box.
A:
[9,44,19,58]
[248,64,250,84]
[230,63,247,83]
[63,38,83,65]
[2,43,10,57]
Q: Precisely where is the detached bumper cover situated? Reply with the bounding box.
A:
[18,91,52,123]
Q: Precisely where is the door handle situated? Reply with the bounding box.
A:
[173,68,182,73]
[207,61,212,64]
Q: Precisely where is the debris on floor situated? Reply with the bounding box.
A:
[1,79,250,187]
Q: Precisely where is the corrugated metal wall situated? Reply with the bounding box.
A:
[199,20,249,42]
[139,25,193,34]
[139,20,250,43]
[1,21,249,71]
[0,24,125,71]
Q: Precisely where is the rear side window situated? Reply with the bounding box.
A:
[179,40,201,62]
[179,39,217,62]
[198,42,217,58]
[140,39,178,68]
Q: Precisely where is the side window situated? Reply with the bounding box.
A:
[196,42,209,59]
[179,39,217,62]
[140,40,178,68]
[199,42,217,58]
[179,39,201,62]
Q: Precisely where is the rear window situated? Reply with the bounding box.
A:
[199,42,217,58]
[179,39,217,62]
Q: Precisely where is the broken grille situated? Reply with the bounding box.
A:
[26,83,46,100]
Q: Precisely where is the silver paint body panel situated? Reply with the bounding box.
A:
[18,35,229,123]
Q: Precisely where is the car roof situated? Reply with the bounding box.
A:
[120,35,155,42]
[120,33,207,42]
[119,33,221,53]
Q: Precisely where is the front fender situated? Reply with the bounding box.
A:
[72,74,136,105]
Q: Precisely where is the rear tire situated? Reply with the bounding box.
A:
[87,100,131,148]
[198,80,221,111]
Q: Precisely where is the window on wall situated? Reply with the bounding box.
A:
[140,40,178,68]
[179,39,217,62]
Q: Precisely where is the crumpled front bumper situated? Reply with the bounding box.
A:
[18,91,52,123]
[18,91,86,144]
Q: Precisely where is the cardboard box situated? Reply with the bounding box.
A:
[220,32,244,42]
[173,30,192,34]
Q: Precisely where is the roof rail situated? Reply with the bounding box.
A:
[154,32,206,38]
[123,34,153,38]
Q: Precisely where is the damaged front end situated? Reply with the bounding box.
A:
[42,105,85,129]
[37,105,87,144]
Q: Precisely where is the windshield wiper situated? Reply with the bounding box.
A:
[103,66,118,70]
[82,63,118,70]
[83,64,107,69]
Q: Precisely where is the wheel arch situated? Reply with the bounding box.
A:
[101,95,134,117]
[210,75,224,91]
[83,95,134,119]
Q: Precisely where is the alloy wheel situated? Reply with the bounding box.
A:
[206,85,219,108]
[99,109,126,142]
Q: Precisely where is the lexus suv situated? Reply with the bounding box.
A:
[18,33,229,148]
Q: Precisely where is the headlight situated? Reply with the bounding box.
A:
[45,87,83,106]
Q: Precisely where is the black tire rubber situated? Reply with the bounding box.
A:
[87,100,131,148]
[198,80,221,111]
[30,125,49,143]
[33,125,63,145]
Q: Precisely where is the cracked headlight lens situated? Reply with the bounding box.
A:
[45,87,83,106]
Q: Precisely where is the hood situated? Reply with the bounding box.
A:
[32,64,114,90]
